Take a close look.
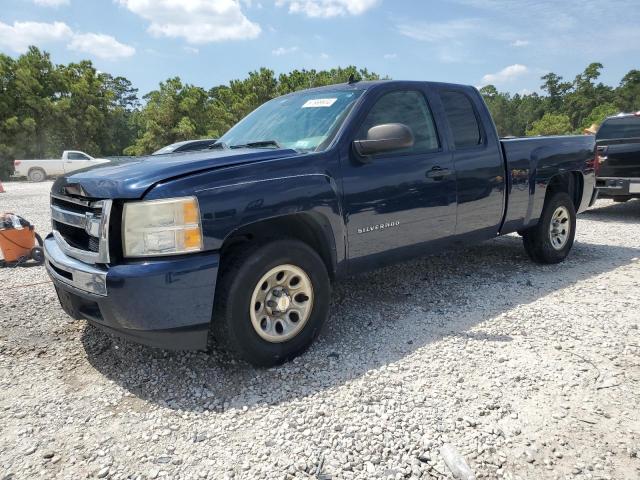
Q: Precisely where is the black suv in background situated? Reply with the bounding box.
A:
[596,113,640,201]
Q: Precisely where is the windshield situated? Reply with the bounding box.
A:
[597,116,640,140]
[218,89,364,152]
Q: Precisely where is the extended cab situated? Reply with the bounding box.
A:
[13,150,110,182]
[595,112,640,201]
[44,81,597,366]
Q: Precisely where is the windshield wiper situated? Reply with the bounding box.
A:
[229,140,282,149]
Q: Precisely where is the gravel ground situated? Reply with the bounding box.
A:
[1,181,639,480]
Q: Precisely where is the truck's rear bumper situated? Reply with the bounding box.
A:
[44,234,219,350]
[596,177,640,198]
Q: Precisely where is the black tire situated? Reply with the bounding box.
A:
[522,191,576,264]
[28,168,46,182]
[211,238,331,367]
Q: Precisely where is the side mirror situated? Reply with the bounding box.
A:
[353,123,414,157]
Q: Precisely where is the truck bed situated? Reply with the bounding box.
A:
[500,135,596,234]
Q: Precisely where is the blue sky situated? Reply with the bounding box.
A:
[1,0,639,97]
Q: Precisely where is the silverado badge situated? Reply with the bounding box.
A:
[357,221,400,234]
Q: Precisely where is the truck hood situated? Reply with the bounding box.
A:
[51,148,299,199]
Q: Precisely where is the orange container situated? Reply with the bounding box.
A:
[0,227,36,262]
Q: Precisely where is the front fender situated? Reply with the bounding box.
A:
[145,170,345,268]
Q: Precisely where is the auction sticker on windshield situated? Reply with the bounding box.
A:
[302,98,337,108]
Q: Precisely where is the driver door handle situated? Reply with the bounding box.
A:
[426,166,452,179]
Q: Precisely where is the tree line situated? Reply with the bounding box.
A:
[481,63,639,137]
[1,47,638,179]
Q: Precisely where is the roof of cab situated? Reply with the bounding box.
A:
[281,80,477,95]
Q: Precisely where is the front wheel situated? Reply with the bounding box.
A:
[211,239,331,367]
[522,192,576,264]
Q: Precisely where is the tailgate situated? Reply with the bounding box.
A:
[596,138,640,178]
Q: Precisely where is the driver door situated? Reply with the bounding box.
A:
[340,87,457,270]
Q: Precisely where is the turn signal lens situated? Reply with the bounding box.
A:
[183,227,202,250]
[183,201,199,224]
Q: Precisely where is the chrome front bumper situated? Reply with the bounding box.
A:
[44,234,108,296]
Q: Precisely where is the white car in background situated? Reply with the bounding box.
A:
[13,150,110,182]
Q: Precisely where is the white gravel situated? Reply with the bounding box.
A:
[1,181,639,480]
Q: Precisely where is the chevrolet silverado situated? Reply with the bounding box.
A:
[44,80,597,366]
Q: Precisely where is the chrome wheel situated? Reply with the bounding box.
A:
[250,264,314,343]
[549,206,570,250]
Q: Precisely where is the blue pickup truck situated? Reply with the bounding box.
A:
[45,80,597,366]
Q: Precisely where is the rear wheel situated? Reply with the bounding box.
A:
[28,168,46,182]
[211,238,330,367]
[522,192,576,264]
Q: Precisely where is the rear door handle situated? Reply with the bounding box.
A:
[426,166,452,179]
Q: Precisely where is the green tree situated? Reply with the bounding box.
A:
[0,47,64,178]
[526,113,573,136]
[0,47,140,178]
[2,51,640,179]
[581,103,619,131]
[540,72,572,111]
[563,63,615,129]
[616,69,640,112]
[480,85,514,136]
[124,77,210,155]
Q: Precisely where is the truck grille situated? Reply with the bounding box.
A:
[50,193,112,264]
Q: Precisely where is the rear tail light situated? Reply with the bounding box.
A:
[595,145,606,176]
[13,160,21,166]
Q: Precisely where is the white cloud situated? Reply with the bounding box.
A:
[275,0,379,18]
[184,46,199,54]
[397,18,481,42]
[68,33,135,60]
[451,0,640,56]
[0,20,72,53]
[320,52,329,59]
[0,20,135,60]
[116,0,261,43]
[271,46,298,56]
[383,53,397,59]
[397,19,492,64]
[33,0,70,5]
[511,39,529,47]
[481,64,528,85]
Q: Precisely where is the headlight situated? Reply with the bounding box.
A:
[122,197,203,257]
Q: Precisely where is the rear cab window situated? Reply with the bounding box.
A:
[440,91,483,149]
[597,116,640,140]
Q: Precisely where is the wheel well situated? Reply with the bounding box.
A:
[220,214,337,279]
[545,172,583,211]
[28,167,45,175]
